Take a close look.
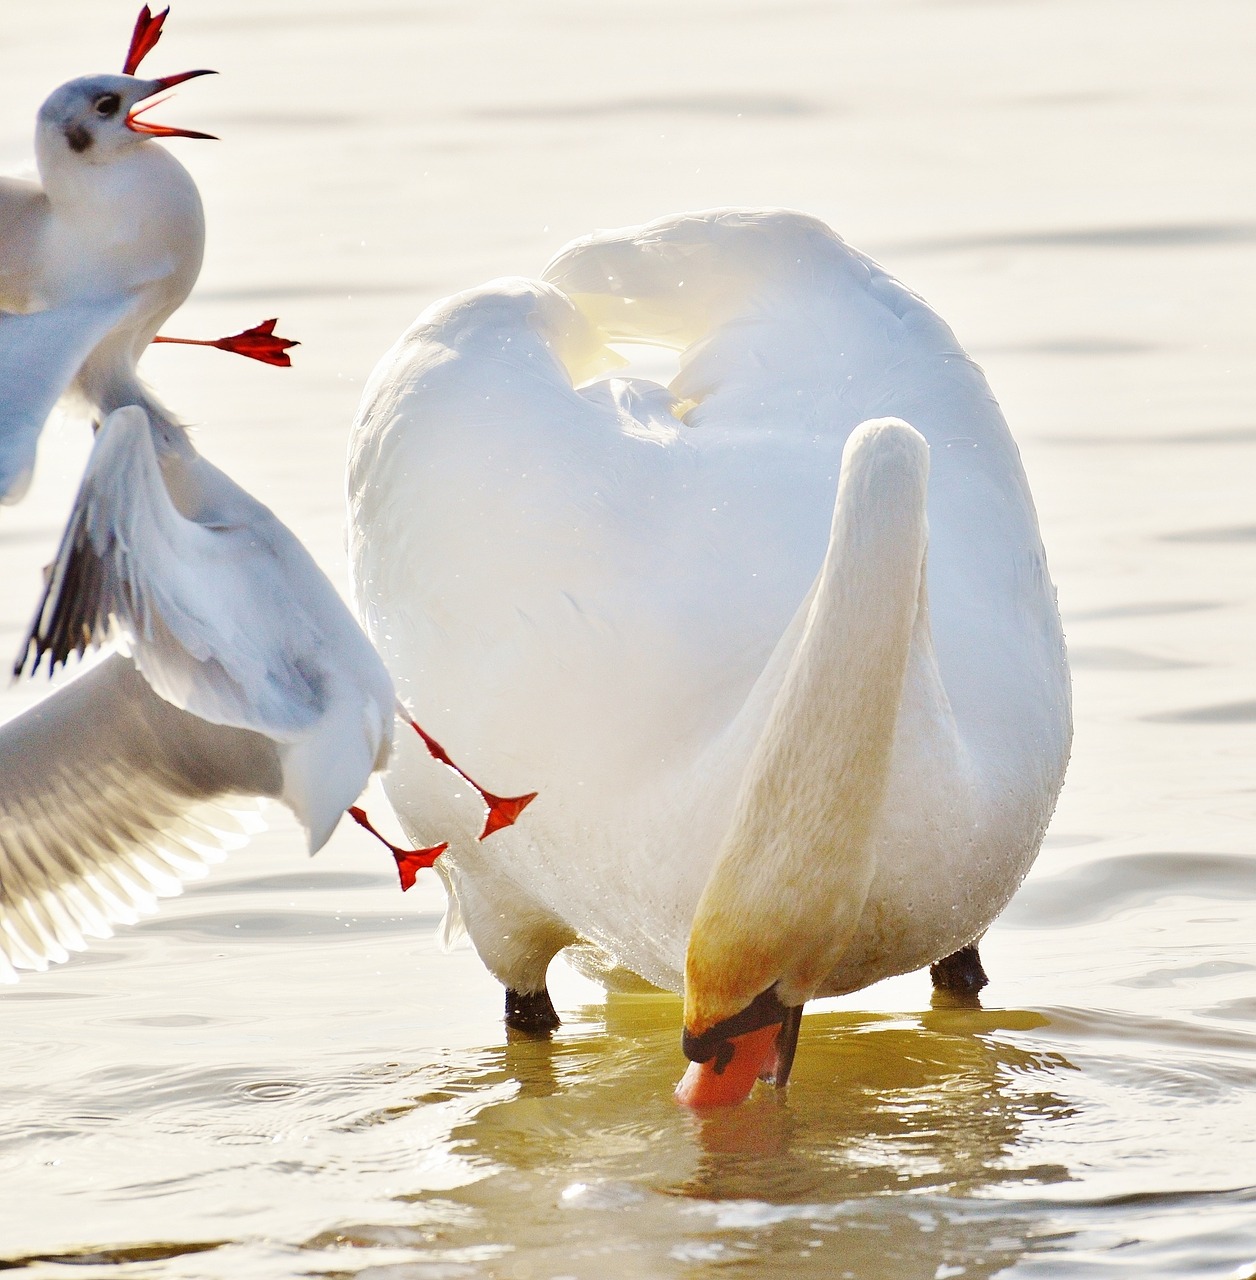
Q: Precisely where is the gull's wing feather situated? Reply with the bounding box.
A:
[0,653,281,980]
[0,175,46,310]
[0,294,137,503]
[14,406,323,738]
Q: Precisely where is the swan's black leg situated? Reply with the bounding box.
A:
[930,943,988,995]
[505,986,561,1034]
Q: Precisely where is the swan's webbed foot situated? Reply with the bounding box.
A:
[505,986,561,1035]
[929,943,988,995]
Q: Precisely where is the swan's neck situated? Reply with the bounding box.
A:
[684,418,931,1034]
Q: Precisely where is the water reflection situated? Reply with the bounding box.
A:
[1004,850,1256,928]
[1,1240,226,1270]
[888,219,1256,256]
[336,996,1079,1279]
[675,1004,1072,1202]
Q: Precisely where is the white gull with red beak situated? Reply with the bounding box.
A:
[0,50,215,502]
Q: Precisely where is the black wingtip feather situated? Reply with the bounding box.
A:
[13,516,112,683]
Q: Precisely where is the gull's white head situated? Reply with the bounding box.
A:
[35,70,215,177]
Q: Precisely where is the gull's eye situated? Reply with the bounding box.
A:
[93,93,122,119]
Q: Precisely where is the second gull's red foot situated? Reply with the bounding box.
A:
[123,5,170,76]
[347,806,447,891]
[405,719,537,840]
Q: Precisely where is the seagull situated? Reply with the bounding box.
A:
[0,6,293,506]
[346,209,1072,1104]
[0,402,397,981]
[0,8,530,983]
[0,383,538,981]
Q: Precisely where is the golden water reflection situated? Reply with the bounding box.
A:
[322,996,1081,1279]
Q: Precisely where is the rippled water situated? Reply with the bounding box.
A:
[3,1,1256,1276]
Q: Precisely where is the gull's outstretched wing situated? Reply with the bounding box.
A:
[13,405,325,739]
[0,294,137,503]
[0,653,280,981]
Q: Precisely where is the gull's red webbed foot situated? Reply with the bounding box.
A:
[405,719,537,840]
[152,319,299,366]
[478,789,538,839]
[347,806,447,891]
[123,5,169,76]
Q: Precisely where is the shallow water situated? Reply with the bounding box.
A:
[2,1,1256,1276]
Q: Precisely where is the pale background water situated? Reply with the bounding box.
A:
[1,1,1254,1276]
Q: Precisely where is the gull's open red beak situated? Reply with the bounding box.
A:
[126,70,218,140]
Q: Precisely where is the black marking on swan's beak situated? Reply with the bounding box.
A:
[682,985,795,1077]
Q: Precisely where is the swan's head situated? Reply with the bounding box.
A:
[36,70,216,176]
[676,985,799,1108]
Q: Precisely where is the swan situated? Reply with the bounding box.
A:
[347,207,1071,1105]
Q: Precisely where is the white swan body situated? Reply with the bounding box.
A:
[348,210,1070,1065]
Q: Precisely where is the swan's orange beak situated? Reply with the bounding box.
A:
[675,1022,782,1107]
[676,988,803,1107]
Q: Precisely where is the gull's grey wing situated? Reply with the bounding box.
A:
[0,294,137,503]
[13,405,323,738]
[0,653,283,980]
[0,175,46,311]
